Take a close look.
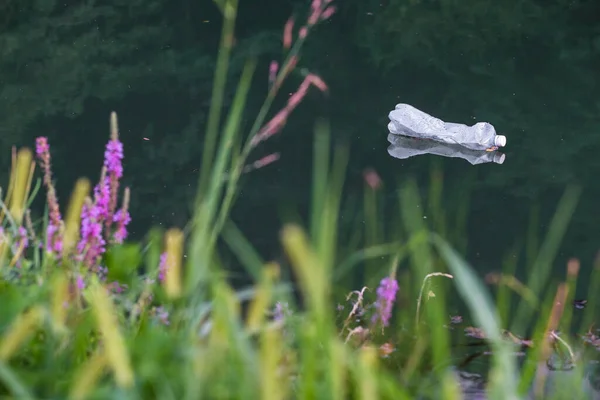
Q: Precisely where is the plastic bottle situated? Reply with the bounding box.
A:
[388,103,507,151]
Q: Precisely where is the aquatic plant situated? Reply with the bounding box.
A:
[0,1,599,399]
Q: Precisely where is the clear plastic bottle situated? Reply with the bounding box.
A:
[388,103,506,151]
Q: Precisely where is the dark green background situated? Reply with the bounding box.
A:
[2,0,599,293]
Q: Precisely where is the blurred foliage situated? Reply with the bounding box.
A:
[3,0,600,270]
[1,1,600,396]
[0,0,282,235]
[350,0,600,72]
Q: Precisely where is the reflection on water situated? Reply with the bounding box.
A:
[387,134,506,166]
[454,356,600,399]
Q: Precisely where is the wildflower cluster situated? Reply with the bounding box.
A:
[29,114,172,325]
[35,114,131,274]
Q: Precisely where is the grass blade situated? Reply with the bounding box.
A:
[222,220,265,282]
[198,0,238,197]
[188,59,256,296]
[311,121,330,243]
[511,185,581,332]
[0,361,33,400]
[432,233,519,400]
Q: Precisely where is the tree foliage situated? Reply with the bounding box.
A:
[0,0,281,234]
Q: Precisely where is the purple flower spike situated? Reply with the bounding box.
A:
[35,137,49,160]
[35,136,64,257]
[158,252,168,282]
[77,201,106,268]
[372,276,399,327]
[112,209,131,244]
[104,136,124,231]
[46,224,63,254]
[93,175,111,223]
[104,139,124,179]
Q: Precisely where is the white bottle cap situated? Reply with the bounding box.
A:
[495,135,507,147]
[493,153,505,164]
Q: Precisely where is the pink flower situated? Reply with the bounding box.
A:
[104,139,124,179]
[112,210,131,243]
[283,18,294,50]
[35,137,49,161]
[269,61,279,86]
[308,0,323,25]
[76,275,86,290]
[34,136,64,257]
[371,277,399,327]
[104,136,124,231]
[363,168,382,190]
[321,6,336,21]
[153,306,170,326]
[77,200,106,267]
[158,252,168,282]
[16,226,28,250]
[93,175,111,223]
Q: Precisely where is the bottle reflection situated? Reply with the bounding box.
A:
[387,134,506,165]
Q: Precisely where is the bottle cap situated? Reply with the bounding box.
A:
[493,153,506,164]
[495,135,507,147]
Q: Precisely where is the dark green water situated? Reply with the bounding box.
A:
[2,0,599,297]
[227,0,600,299]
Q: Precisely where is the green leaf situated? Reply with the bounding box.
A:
[0,361,34,399]
[144,227,165,277]
[222,220,264,282]
[105,244,143,283]
[432,233,519,400]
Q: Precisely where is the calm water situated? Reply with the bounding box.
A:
[227,3,600,300]
[3,1,598,297]
[234,75,596,295]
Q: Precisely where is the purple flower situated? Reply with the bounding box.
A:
[16,226,28,249]
[371,277,399,327]
[96,265,108,281]
[92,176,111,223]
[76,275,86,290]
[104,139,124,179]
[35,136,64,257]
[103,138,124,231]
[35,137,49,159]
[77,201,106,267]
[158,252,168,282]
[153,306,170,326]
[11,226,29,268]
[46,223,63,254]
[107,281,128,294]
[112,209,131,244]
[273,302,289,323]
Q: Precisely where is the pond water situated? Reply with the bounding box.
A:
[226,1,600,304]
[9,1,594,298]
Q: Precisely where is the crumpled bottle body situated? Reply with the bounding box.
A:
[388,104,506,152]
